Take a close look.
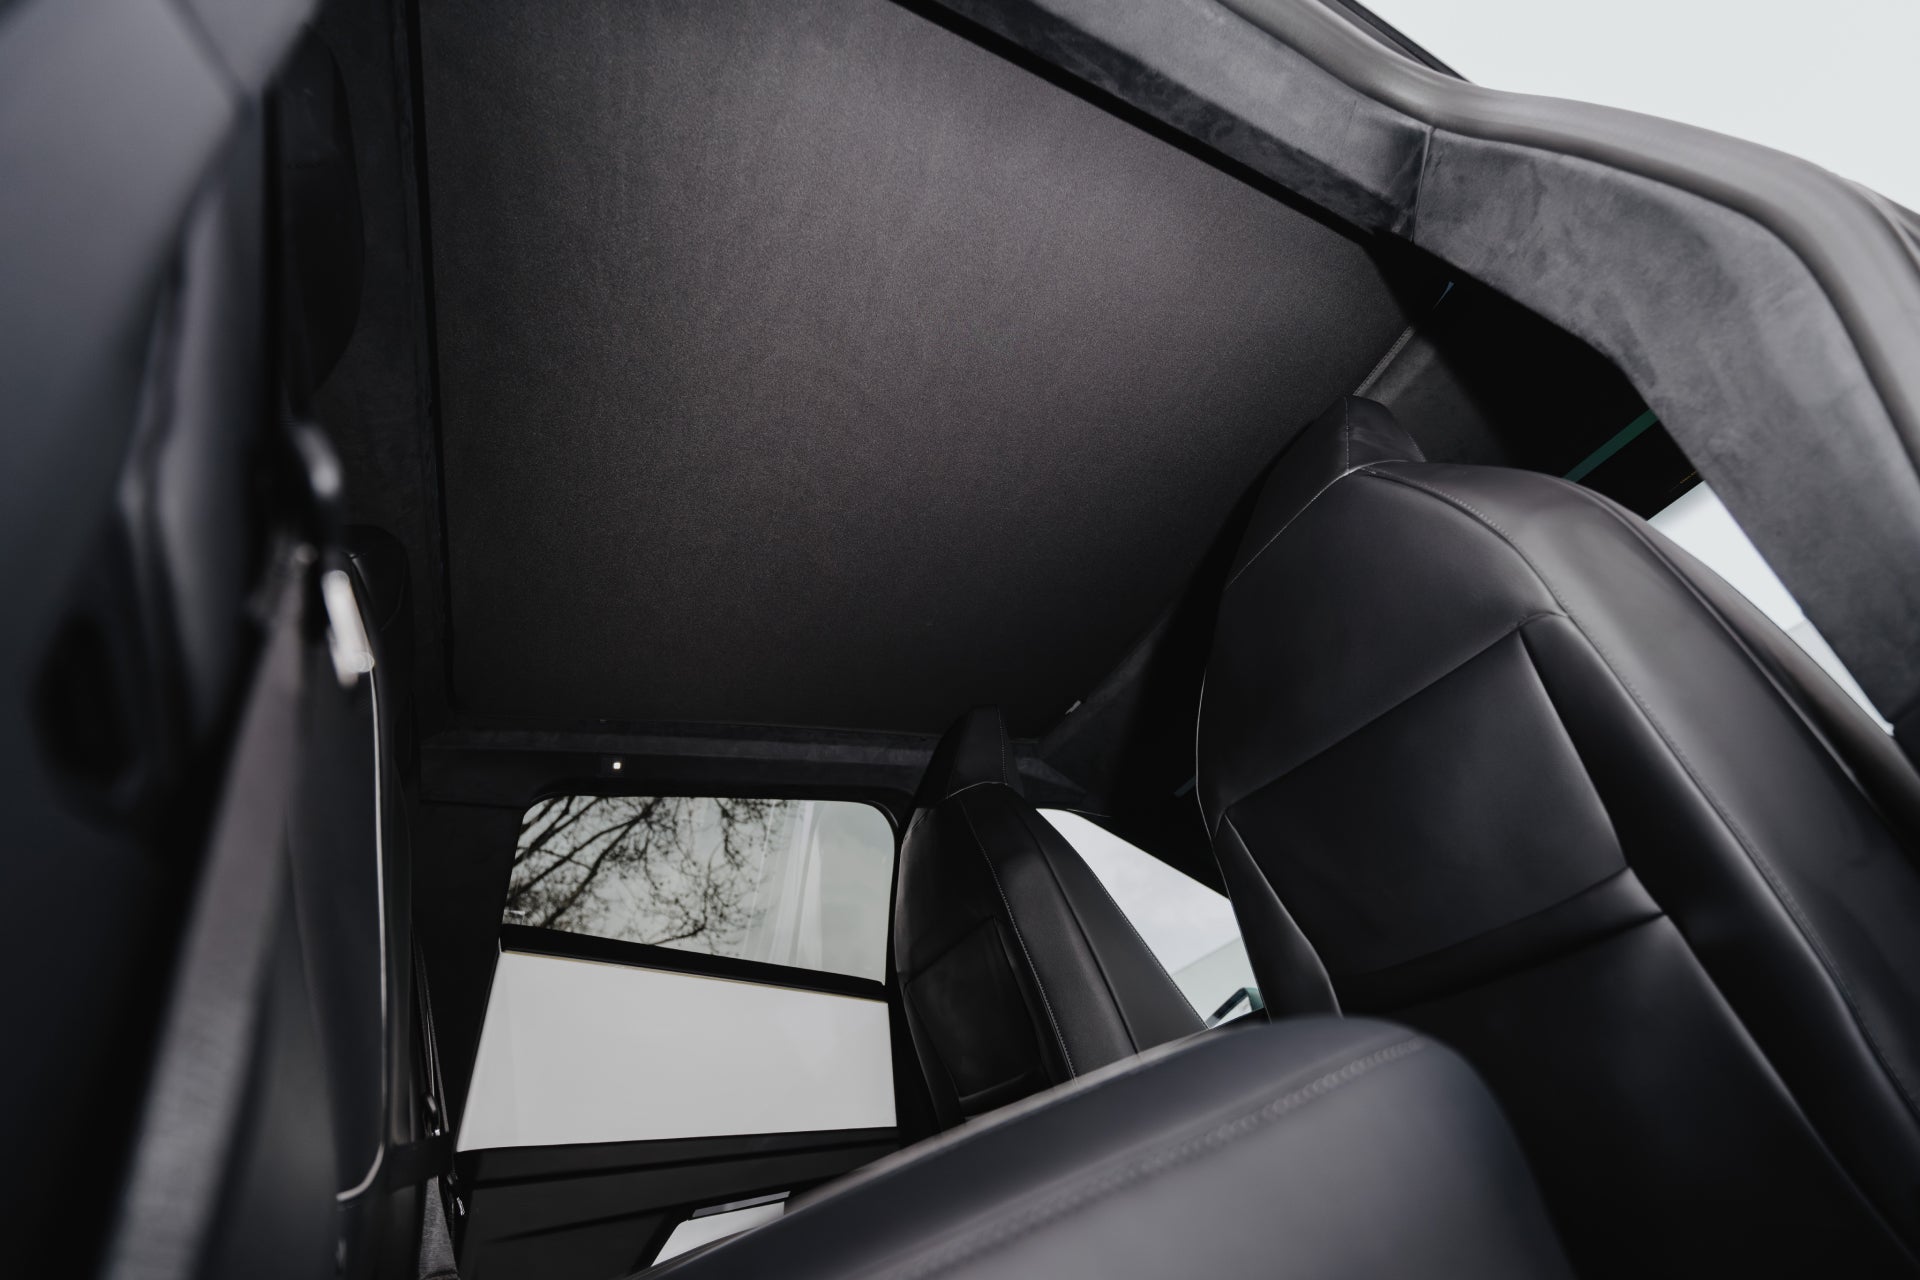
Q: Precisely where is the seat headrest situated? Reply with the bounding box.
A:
[916,707,1019,807]
[1227,396,1423,581]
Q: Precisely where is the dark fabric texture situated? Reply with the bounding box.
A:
[417,0,1421,735]
[650,1017,1575,1280]
[915,705,1019,806]
[1201,399,1920,1275]
[935,0,1920,750]
[895,709,1202,1125]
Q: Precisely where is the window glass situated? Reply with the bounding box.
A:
[1040,810,1259,1023]
[458,951,894,1150]
[506,796,895,982]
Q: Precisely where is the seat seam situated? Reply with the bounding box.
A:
[866,1036,1430,1280]
[1013,805,1155,1050]
[958,793,1076,1078]
[1359,466,1920,1123]
[1561,482,1900,817]
[1218,611,1563,813]
[1022,806,1201,1031]
[898,984,967,1130]
[1223,465,1373,591]
[899,914,1010,988]
[1220,813,1340,1016]
[1074,855,1199,1025]
[796,1033,1217,1218]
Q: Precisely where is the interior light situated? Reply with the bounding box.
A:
[611,760,623,771]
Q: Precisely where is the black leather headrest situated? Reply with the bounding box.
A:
[1227,396,1423,582]
[916,707,1019,807]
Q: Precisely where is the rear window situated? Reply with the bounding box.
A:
[505,795,895,982]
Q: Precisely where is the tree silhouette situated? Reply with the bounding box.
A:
[504,795,788,950]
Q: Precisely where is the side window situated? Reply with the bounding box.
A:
[461,796,898,1152]
[503,795,894,980]
[1039,811,1260,1025]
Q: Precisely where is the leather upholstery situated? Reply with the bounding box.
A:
[895,708,1202,1125]
[650,1017,1575,1280]
[1201,396,1920,1274]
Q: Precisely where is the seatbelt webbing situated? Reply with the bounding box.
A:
[101,560,313,1280]
[1564,409,1661,483]
[413,939,462,1278]
[417,1182,459,1280]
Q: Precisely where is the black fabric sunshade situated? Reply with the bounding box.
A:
[420,0,1425,735]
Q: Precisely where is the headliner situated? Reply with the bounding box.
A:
[417,0,1425,735]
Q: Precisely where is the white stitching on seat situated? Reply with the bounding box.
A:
[1040,811,1203,1027]
[865,1037,1430,1280]
[958,793,1076,1077]
[1222,464,1373,592]
[792,1033,1212,1219]
[1218,610,1563,811]
[1358,466,1920,1122]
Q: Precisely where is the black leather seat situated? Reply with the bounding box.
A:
[1200,396,1920,1275]
[894,708,1203,1126]
[651,1016,1573,1279]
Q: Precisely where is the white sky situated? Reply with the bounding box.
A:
[1365,0,1920,210]
[1040,810,1240,973]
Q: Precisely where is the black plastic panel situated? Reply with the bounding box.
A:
[457,1129,897,1280]
[500,926,888,1002]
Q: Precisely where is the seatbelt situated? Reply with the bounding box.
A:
[417,1191,459,1280]
[365,943,457,1200]
[412,939,462,1279]
[100,552,316,1280]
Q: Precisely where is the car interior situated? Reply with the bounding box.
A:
[10,0,1920,1277]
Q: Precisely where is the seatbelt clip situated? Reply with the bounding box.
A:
[320,568,375,688]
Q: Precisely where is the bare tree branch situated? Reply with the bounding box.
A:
[503,795,788,952]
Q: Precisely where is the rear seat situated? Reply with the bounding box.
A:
[645,709,1572,1278]
[893,708,1203,1126]
[647,1015,1571,1279]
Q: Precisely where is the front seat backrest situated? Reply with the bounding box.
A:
[1200,396,1920,1275]
[652,1017,1575,1280]
[895,708,1202,1126]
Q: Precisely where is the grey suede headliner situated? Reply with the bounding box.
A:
[934,0,1920,730]
[417,0,1424,735]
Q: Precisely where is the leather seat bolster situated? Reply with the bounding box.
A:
[1202,437,1920,1268]
[652,1018,1574,1280]
[897,709,1202,1125]
[1225,395,1424,585]
[958,788,1202,1066]
[1376,465,1920,1139]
